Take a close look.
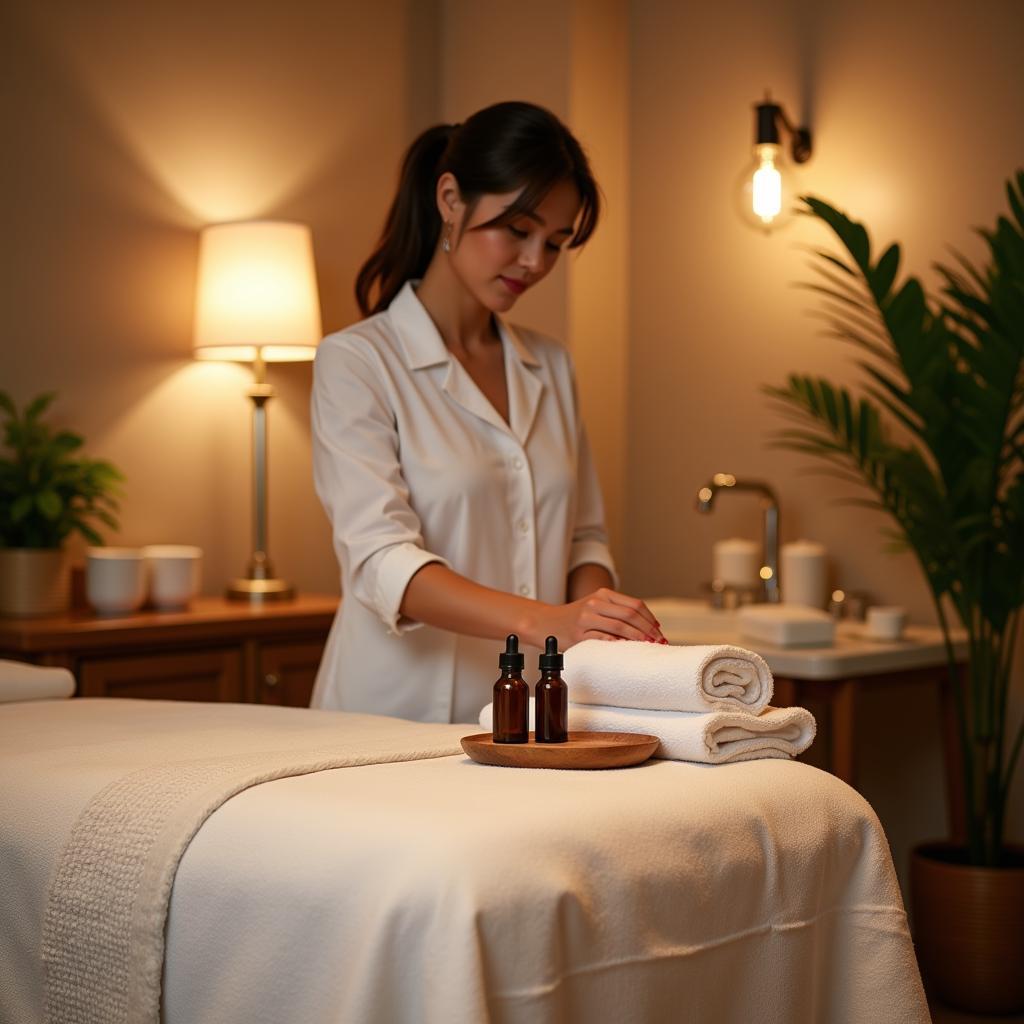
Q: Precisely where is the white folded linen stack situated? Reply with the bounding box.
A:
[480,639,815,766]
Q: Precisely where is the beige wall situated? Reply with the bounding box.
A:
[439,0,631,554]
[2,0,1021,887]
[567,0,630,555]
[1,0,437,595]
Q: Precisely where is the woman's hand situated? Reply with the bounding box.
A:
[531,588,666,648]
[401,564,665,651]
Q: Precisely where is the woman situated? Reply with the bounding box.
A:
[311,101,664,723]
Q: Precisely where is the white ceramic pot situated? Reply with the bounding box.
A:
[865,605,908,641]
[85,547,147,615]
[143,545,202,609]
[0,548,69,617]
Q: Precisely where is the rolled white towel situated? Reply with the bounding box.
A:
[0,659,75,703]
[478,700,816,765]
[562,638,773,714]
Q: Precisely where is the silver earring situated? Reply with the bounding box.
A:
[442,222,452,253]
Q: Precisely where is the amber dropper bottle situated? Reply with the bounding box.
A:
[492,634,529,743]
[535,635,568,743]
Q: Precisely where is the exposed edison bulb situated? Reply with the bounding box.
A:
[734,94,811,235]
[735,143,799,233]
[751,144,783,224]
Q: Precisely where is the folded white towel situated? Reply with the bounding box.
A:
[478,700,816,765]
[562,639,773,714]
[0,659,75,703]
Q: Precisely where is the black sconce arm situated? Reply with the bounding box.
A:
[755,97,812,164]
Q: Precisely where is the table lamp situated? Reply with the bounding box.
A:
[192,220,322,601]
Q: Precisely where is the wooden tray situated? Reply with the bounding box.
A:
[461,731,659,770]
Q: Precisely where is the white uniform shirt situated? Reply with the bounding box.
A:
[310,281,616,723]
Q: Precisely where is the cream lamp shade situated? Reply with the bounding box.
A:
[193,220,322,362]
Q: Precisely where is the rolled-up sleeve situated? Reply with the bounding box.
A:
[311,336,449,634]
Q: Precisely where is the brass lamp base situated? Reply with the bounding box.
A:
[226,577,295,602]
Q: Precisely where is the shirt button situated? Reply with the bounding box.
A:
[518,584,531,596]
[517,519,529,534]
[511,456,524,470]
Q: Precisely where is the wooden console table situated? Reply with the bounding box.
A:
[0,594,339,708]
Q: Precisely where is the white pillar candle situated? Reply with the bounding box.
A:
[712,538,760,588]
[781,540,828,609]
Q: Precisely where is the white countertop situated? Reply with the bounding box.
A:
[647,598,968,681]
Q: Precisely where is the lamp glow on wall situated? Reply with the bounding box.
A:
[737,92,813,232]
[193,220,322,601]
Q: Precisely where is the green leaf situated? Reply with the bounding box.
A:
[25,393,56,422]
[812,249,857,277]
[73,522,104,546]
[51,431,83,455]
[802,197,872,271]
[36,490,61,520]
[10,494,32,523]
[871,243,901,303]
[1008,175,1024,233]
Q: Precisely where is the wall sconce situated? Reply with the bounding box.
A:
[193,220,322,601]
[737,92,812,232]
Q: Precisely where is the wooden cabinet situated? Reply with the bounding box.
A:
[78,649,245,702]
[251,640,327,707]
[0,595,338,708]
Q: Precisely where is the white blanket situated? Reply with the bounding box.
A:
[1,699,466,1024]
[563,639,773,713]
[479,700,816,764]
[1,699,929,1024]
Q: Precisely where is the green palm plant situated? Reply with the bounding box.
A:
[765,173,1024,866]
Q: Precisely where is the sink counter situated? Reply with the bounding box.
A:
[647,598,967,681]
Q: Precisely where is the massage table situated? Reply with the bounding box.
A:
[1,687,929,1023]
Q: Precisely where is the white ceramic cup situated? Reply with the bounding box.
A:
[143,545,202,609]
[712,538,760,588]
[86,547,147,615]
[865,605,908,641]
[781,539,828,609]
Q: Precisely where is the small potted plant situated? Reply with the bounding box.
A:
[0,391,123,616]
[766,174,1024,1013]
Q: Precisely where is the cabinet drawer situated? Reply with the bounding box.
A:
[78,648,244,702]
[256,640,324,708]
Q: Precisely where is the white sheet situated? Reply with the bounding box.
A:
[1,699,929,1024]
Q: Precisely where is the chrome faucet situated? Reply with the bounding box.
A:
[696,474,781,603]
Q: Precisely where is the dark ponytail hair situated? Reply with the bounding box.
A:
[355,101,600,316]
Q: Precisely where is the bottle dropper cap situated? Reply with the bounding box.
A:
[499,633,524,671]
[539,635,562,671]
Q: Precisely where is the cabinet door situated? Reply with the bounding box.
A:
[257,641,324,708]
[79,648,244,702]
